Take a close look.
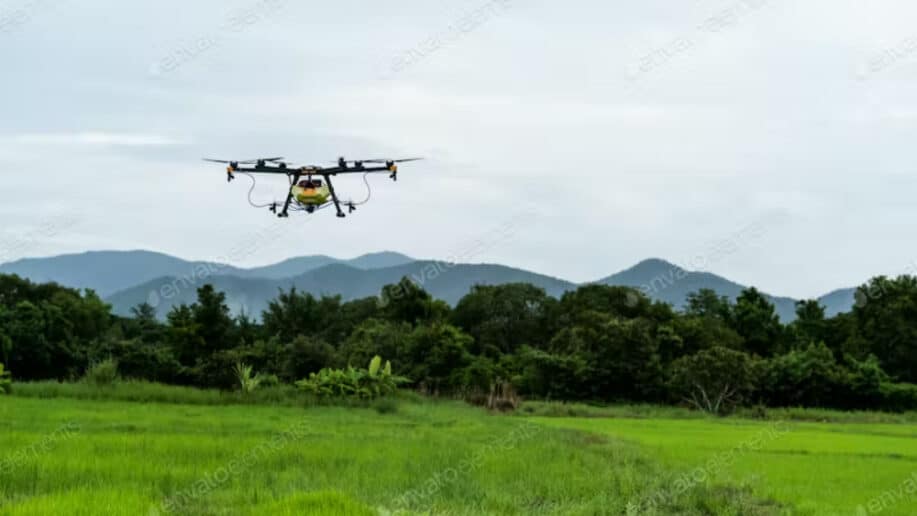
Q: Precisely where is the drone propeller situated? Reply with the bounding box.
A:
[203,157,285,165]
[362,158,424,164]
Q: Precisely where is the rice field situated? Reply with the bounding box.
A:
[1,389,915,515]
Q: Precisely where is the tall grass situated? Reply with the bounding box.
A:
[521,400,917,424]
[10,380,422,409]
[0,395,784,515]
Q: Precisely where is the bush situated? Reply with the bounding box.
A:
[83,359,119,387]
[234,362,262,394]
[878,382,917,412]
[0,363,11,394]
[296,356,408,400]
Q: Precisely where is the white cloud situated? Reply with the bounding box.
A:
[4,132,183,146]
[1,0,916,298]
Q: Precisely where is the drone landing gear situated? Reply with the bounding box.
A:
[323,174,347,218]
[276,171,301,218]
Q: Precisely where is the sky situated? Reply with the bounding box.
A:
[1,0,916,299]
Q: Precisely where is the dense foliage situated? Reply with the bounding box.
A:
[3,272,917,412]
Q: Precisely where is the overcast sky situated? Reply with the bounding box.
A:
[1,0,916,298]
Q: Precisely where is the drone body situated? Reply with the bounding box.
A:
[203,156,422,218]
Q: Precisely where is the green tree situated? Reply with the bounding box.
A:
[847,276,917,382]
[669,347,761,414]
[402,323,473,393]
[761,342,845,407]
[379,278,449,326]
[451,283,554,356]
[790,300,828,351]
[338,319,411,370]
[732,288,783,357]
[685,288,733,322]
[192,285,236,354]
[548,314,662,401]
[283,335,335,381]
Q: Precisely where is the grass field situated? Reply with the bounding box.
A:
[534,417,917,515]
[1,388,916,515]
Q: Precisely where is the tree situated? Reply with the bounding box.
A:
[338,319,411,370]
[379,278,449,326]
[402,323,473,393]
[685,288,733,322]
[790,300,828,350]
[283,336,335,381]
[548,314,663,401]
[732,288,783,357]
[515,346,588,400]
[551,284,662,331]
[451,283,554,356]
[847,275,917,382]
[669,347,761,414]
[761,342,845,407]
[192,285,236,354]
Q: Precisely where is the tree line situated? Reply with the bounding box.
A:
[2,272,917,413]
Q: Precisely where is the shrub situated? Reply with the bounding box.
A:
[234,362,262,394]
[83,358,119,387]
[296,356,408,400]
[0,363,11,394]
[878,382,917,412]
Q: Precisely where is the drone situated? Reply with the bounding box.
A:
[203,156,423,218]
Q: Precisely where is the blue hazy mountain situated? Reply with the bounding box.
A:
[0,250,414,297]
[597,259,802,321]
[2,251,865,321]
[106,261,577,319]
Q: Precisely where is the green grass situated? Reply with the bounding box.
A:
[4,387,916,515]
[0,394,779,515]
[535,416,917,515]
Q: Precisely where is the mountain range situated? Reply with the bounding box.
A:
[0,250,859,321]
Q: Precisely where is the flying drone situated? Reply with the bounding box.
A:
[203,156,423,218]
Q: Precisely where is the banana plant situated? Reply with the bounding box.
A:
[0,363,11,395]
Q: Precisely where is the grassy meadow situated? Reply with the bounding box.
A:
[0,386,915,515]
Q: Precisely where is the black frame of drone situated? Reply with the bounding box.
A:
[204,157,421,218]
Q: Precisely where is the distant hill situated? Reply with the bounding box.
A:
[0,250,415,297]
[2,250,871,321]
[107,261,576,318]
[0,250,239,297]
[598,258,801,321]
[236,252,415,279]
[817,288,858,317]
